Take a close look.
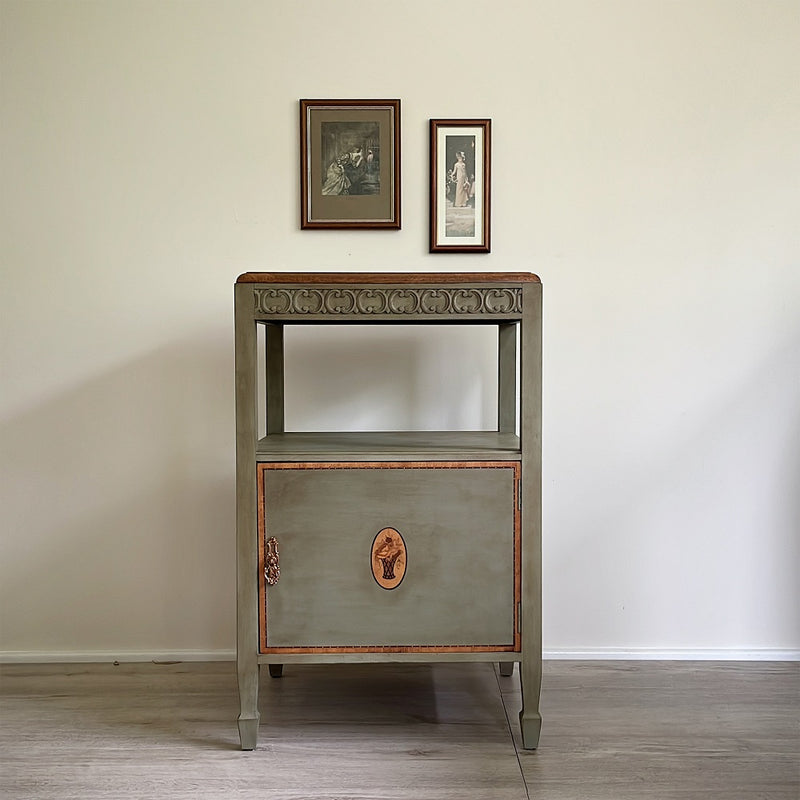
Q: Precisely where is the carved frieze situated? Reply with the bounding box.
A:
[253,286,521,317]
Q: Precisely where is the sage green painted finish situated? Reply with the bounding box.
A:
[251,282,524,323]
[519,281,543,749]
[264,323,284,435]
[263,466,516,649]
[234,283,260,749]
[498,323,517,434]
[235,273,542,751]
[256,431,521,462]
[258,651,519,664]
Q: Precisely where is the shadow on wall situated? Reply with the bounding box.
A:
[0,334,235,655]
[0,324,499,655]
[282,325,497,432]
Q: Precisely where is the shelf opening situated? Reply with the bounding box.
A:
[256,323,519,436]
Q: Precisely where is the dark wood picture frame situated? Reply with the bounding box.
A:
[429,119,491,253]
[300,99,401,229]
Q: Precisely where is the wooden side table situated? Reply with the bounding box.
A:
[234,272,543,750]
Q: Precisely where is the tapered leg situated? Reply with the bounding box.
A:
[238,716,259,751]
[519,652,542,749]
[519,712,542,749]
[237,658,260,750]
[499,661,515,677]
[268,663,283,678]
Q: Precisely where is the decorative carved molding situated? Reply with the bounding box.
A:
[253,286,521,316]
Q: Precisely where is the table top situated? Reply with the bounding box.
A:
[237,272,540,284]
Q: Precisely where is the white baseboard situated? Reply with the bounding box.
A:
[0,649,236,664]
[1,647,798,664]
[543,647,800,661]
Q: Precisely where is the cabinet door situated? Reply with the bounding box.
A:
[258,462,520,653]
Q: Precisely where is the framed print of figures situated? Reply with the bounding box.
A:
[430,119,491,253]
[300,99,401,229]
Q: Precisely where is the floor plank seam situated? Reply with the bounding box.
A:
[494,665,531,800]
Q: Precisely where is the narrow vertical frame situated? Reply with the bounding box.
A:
[429,119,491,252]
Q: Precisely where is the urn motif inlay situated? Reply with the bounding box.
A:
[370,527,407,590]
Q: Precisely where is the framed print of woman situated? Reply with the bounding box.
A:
[430,119,491,253]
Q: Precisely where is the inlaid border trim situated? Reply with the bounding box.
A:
[258,461,521,655]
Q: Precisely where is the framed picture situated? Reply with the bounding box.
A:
[300,99,401,229]
[429,119,491,253]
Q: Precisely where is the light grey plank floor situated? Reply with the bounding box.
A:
[0,661,797,799]
[501,661,800,800]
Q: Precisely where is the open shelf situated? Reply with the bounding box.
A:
[255,430,521,462]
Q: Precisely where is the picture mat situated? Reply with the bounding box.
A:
[306,105,396,223]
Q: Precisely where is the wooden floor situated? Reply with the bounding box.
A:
[0,661,797,799]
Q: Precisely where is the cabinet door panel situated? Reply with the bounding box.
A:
[258,462,520,652]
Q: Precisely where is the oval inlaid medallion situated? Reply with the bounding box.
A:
[370,527,407,590]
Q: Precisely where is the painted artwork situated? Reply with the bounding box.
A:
[320,121,381,196]
[444,134,476,237]
[300,99,400,228]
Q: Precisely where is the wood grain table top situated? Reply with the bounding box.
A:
[237,272,541,284]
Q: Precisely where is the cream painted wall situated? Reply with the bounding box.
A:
[1,0,798,660]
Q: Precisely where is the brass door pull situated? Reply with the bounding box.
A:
[265,537,280,585]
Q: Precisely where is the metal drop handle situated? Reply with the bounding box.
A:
[264,537,280,586]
